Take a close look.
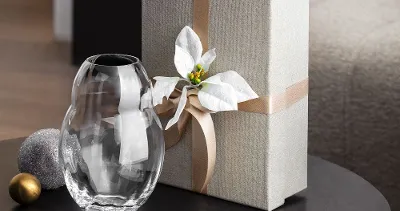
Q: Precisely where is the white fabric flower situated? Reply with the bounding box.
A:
[153,26,258,129]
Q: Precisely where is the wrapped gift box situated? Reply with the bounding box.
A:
[142,0,309,210]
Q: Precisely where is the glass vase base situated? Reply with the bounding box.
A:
[85,204,138,211]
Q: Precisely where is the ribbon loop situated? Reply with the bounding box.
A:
[156,90,216,192]
[186,105,216,193]
[163,110,191,149]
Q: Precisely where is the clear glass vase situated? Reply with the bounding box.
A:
[59,54,164,211]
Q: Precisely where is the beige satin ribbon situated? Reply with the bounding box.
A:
[193,0,209,51]
[156,0,309,194]
[238,78,309,114]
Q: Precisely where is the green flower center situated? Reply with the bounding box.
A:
[188,64,206,85]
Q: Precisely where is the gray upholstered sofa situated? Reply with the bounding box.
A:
[309,0,400,209]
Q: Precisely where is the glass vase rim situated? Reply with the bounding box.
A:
[85,54,140,68]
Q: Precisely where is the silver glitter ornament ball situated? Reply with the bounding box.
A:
[18,128,65,189]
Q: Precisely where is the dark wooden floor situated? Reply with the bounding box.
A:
[0,0,76,140]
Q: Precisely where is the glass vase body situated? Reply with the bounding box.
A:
[59,54,164,211]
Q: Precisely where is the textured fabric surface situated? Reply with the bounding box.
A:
[143,0,308,210]
[266,0,309,209]
[208,1,270,208]
[310,0,400,210]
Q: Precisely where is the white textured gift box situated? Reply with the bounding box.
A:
[142,0,309,210]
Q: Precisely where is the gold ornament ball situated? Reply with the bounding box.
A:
[9,173,41,205]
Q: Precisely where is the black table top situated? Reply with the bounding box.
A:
[0,138,391,211]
